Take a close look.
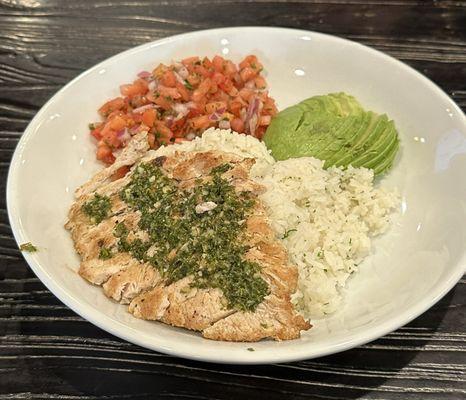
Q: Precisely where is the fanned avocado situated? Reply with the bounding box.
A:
[263,93,399,175]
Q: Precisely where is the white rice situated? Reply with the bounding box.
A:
[153,128,399,318]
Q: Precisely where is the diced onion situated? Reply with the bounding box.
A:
[133,104,156,114]
[137,71,151,79]
[218,120,231,130]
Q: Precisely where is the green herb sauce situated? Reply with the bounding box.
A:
[82,193,111,224]
[112,161,268,311]
[20,242,37,253]
[99,247,113,260]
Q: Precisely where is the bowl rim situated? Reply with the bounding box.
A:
[7,26,466,364]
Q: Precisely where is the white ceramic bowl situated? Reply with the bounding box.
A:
[7,27,466,364]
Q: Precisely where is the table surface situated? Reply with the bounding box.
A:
[1,1,465,399]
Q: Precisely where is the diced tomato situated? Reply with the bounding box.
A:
[152,63,168,79]
[182,56,200,66]
[263,96,278,115]
[240,67,257,82]
[254,76,267,89]
[98,97,125,116]
[142,108,157,127]
[212,55,225,72]
[108,115,127,131]
[202,57,213,69]
[154,121,173,142]
[174,138,189,144]
[102,130,121,149]
[208,82,218,94]
[227,86,239,97]
[171,116,187,132]
[194,65,210,79]
[158,85,181,99]
[212,89,230,102]
[90,124,103,140]
[96,143,113,162]
[219,78,233,93]
[148,132,156,149]
[189,115,212,131]
[153,95,172,110]
[224,61,237,76]
[194,98,207,113]
[161,70,177,87]
[231,118,245,133]
[212,72,226,85]
[186,74,201,87]
[103,153,116,164]
[146,92,157,103]
[135,78,149,93]
[239,55,262,71]
[229,99,245,117]
[175,81,190,102]
[120,80,147,97]
[191,90,201,103]
[188,107,202,118]
[205,101,227,114]
[129,94,148,109]
[239,88,254,102]
[131,112,143,123]
[198,78,212,94]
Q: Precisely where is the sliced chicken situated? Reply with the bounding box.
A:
[79,252,139,286]
[129,278,235,331]
[66,145,311,342]
[202,294,309,341]
[103,263,163,304]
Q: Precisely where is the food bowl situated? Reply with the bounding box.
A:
[7,27,466,364]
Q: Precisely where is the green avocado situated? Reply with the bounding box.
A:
[263,93,399,175]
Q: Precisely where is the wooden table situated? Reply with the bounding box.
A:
[1,1,465,399]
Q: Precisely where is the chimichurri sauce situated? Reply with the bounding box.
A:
[85,160,269,311]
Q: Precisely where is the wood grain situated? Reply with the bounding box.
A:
[0,0,465,399]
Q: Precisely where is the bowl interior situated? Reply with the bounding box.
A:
[8,27,466,363]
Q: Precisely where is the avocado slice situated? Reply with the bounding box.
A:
[323,111,376,168]
[263,93,400,175]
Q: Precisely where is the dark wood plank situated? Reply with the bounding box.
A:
[0,0,465,399]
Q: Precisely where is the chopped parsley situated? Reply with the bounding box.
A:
[113,161,268,311]
[114,222,128,238]
[20,242,37,253]
[184,81,193,90]
[282,229,297,239]
[82,193,111,224]
[99,247,113,260]
[247,347,255,352]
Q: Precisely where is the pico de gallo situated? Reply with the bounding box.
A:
[89,55,278,165]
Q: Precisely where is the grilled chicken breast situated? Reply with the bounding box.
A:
[66,133,311,341]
